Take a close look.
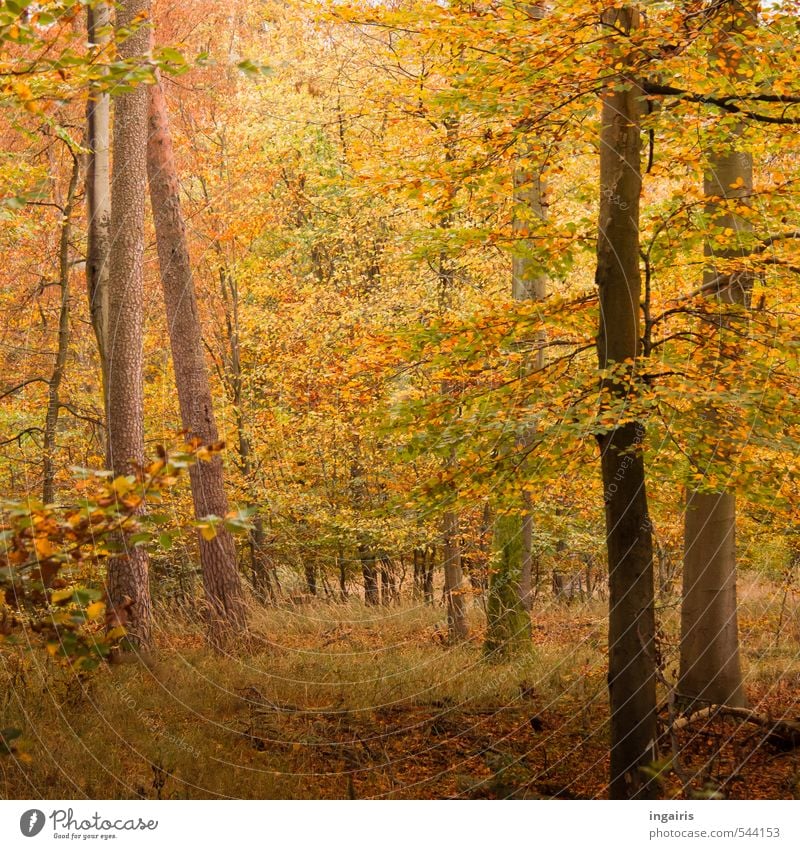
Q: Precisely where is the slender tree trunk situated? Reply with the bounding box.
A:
[250,517,277,602]
[106,0,153,649]
[338,546,347,599]
[512,152,548,612]
[43,155,80,504]
[443,507,468,641]
[147,77,247,645]
[424,546,434,605]
[679,1,757,710]
[86,2,112,439]
[305,562,317,596]
[360,545,379,605]
[413,547,424,601]
[485,513,531,656]
[595,5,657,799]
[438,115,469,642]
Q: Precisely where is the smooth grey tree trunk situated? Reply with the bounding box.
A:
[595,5,657,800]
[679,1,757,710]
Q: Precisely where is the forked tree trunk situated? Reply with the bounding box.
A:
[86,1,112,436]
[106,0,153,648]
[679,1,757,710]
[147,78,248,644]
[595,5,657,799]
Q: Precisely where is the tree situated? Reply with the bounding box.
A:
[595,6,657,799]
[147,75,248,645]
[105,0,153,648]
[440,115,469,643]
[678,0,758,710]
[483,151,547,655]
[86,0,113,430]
[42,151,81,505]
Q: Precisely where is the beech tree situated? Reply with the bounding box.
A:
[679,0,758,710]
[595,5,658,800]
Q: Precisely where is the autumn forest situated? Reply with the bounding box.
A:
[1,0,800,804]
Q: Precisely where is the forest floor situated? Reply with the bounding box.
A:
[1,577,799,799]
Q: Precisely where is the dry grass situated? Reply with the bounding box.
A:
[1,575,798,799]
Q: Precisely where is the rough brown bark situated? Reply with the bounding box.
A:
[147,78,248,644]
[679,1,757,710]
[106,0,153,649]
[595,6,657,799]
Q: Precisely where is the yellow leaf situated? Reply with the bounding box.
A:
[112,476,134,496]
[86,602,105,621]
[198,523,217,541]
[50,588,74,604]
[34,536,56,559]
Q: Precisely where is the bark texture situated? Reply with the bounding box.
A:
[106,0,153,648]
[595,6,657,800]
[679,1,757,710]
[147,78,247,645]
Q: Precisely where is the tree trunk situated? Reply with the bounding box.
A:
[678,1,757,710]
[681,492,746,706]
[413,547,424,600]
[595,5,657,799]
[485,513,531,657]
[250,517,277,602]
[360,545,379,605]
[147,77,247,646]
[305,562,317,596]
[443,507,468,641]
[86,2,112,440]
[437,115,469,643]
[424,546,434,605]
[105,0,153,649]
[485,56,549,648]
[338,546,347,599]
[43,154,80,504]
